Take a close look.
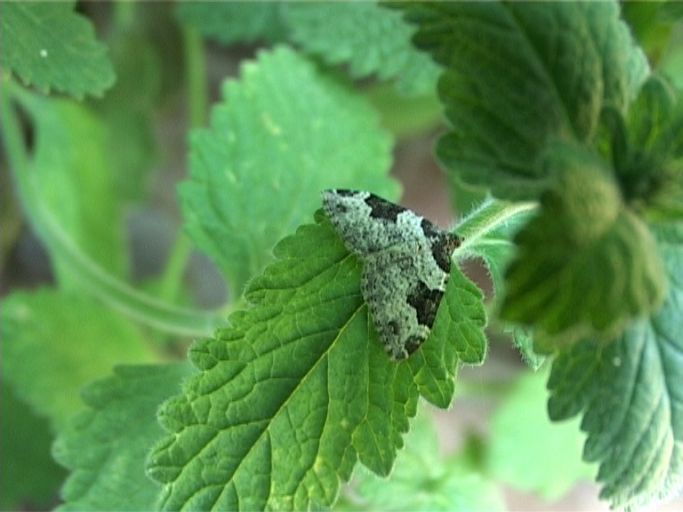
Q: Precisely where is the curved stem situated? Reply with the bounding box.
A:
[452,197,537,258]
[1,79,223,337]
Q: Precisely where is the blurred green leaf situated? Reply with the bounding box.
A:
[399,1,649,198]
[547,222,683,509]
[179,46,398,295]
[283,2,440,95]
[0,1,115,98]
[487,368,593,500]
[54,364,193,511]
[13,87,130,282]
[0,289,158,430]
[175,1,287,45]
[342,410,505,511]
[501,157,666,350]
[0,381,66,510]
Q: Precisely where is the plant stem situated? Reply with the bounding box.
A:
[1,78,223,337]
[157,25,208,303]
[113,0,135,32]
[453,197,537,257]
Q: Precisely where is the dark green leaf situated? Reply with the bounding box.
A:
[547,223,683,509]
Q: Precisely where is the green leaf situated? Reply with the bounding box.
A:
[399,1,649,198]
[500,152,667,350]
[179,46,398,295]
[547,222,683,509]
[12,87,130,282]
[487,368,594,500]
[147,212,483,510]
[0,1,115,98]
[343,410,505,512]
[175,1,287,45]
[0,381,66,510]
[0,289,158,430]
[283,2,440,95]
[54,364,193,511]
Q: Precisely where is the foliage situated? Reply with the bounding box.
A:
[1,1,682,511]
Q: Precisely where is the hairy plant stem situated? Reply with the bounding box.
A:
[0,77,223,337]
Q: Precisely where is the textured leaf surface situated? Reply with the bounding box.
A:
[400,1,649,198]
[180,46,397,295]
[54,364,193,511]
[148,213,483,510]
[13,87,130,281]
[283,2,439,95]
[0,1,115,98]
[0,381,65,510]
[346,410,505,511]
[547,223,683,509]
[501,155,667,350]
[487,368,593,499]
[175,1,287,44]
[0,289,157,429]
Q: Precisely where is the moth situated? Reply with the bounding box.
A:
[322,189,461,360]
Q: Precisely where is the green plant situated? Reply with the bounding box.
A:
[1,2,682,511]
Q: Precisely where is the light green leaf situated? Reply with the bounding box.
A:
[0,1,115,98]
[179,46,397,295]
[147,211,482,510]
[283,2,440,95]
[12,86,130,282]
[399,1,649,198]
[0,289,158,430]
[54,364,193,511]
[547,222,683,509]
[175,1,287,45]
[487,368,594,500]
[500,152,667,350]
[0,381,65,510]
[342,410,505,512]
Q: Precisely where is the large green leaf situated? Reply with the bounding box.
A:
[500,151,667,350]
[547,223,683,509]
[54,364,193,511]
[0,289,158,430]
[12,87,130,282]
[399,1,649,198]
[0,1,115,98]
[283,2,439,95]
[147,212,486,510]
[179,46,397,295]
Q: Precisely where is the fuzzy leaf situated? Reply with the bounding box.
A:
[0,1,115,98]
[0,289,157,430]
[147,212,484,510]
[283,2,439,95]
[179,46,397,295]
[501,152,667,349]
[547,223,683,509]
[399,1,649,198]
[54,364,193,511]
